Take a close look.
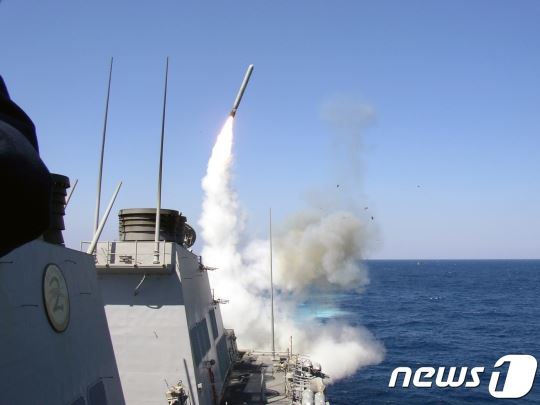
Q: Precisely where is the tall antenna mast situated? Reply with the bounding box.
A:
[94,57,114,234]
[153,57,169,264]
[270,208,276,359]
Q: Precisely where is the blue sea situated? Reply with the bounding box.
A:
[320,260,540,404]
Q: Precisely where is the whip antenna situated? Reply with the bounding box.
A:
[65,178,78,208]
[87,181,122,255]
[94,57,114,234]
[270,208,276,359]
[154,57,169,264]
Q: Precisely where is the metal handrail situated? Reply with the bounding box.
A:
[80,240,170,267]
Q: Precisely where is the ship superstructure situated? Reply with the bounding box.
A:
[88,208,236,405]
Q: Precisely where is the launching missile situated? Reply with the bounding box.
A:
[230,64,254,117]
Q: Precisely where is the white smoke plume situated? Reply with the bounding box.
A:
[199,107,384,381]
[273,210,370,293]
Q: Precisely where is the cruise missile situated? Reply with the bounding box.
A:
[230,64,254,117]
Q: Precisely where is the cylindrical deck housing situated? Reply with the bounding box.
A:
[118,208,195,247]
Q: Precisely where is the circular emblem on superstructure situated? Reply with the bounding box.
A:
[43,263,70,332]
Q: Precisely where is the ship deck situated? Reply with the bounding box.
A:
[221,352,292,405]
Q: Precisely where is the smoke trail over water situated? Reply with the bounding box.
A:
[199,113,384,381]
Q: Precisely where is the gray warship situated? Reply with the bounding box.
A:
[0,65,331,405]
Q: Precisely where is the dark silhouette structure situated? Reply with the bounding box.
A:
[0,75,51,257]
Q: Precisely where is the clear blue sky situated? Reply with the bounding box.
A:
[2,1,539,259]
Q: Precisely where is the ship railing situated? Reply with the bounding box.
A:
[248,350,290,357]
[80,240,172,272]
[287,354,323,400]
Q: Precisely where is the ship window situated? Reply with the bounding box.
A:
[209,309,219,339]
[190,326,202,365]
[200,318,211,355]
[216,334,231,380]
[190,318,211,365]
[88,381,107,405]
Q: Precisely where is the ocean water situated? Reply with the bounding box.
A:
[322,260,540,404]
